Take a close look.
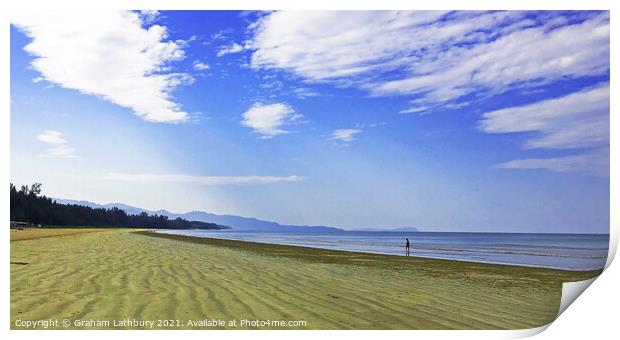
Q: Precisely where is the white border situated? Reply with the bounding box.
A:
[2,1,617,340]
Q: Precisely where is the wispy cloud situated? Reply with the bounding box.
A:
[211,30,226,41]
[480,83,609,175]
[248,11,609,109]
[479,83,609,150]
[330,129,362,143]
[101,173,304,185]
[372,13,609,105]
[399,106,431,114]
[292,87,319,99]
[47,145,78,158]
[12,11,191,123]
[241,103,302,138]
[36,130,78,158]
[495,148,609,177]
[37,130,67,144]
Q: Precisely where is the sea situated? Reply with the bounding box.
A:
[158,229,610,271]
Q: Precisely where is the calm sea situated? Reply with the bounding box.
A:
[159,230,609,271]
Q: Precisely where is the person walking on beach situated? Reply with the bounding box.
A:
[405,238,410,256]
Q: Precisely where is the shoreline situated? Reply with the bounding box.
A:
[147,230,605,274]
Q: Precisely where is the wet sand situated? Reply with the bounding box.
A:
[10,228,601,330]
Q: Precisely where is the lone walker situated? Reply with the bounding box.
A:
[405,238,411,256]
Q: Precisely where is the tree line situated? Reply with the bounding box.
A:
[10,183,228,230]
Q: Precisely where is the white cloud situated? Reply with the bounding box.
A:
[247,11,609,175]
[480,83,609,175]
[217,42,244,57]
[248,11,609,107]
[102,173,303,185]
[259,79,283,90]
[37,130,78,158]
[495,148,609,177]
[37,130,67,144]
[479,83,609,150]
[241,103,302,138]
[192,60,210,70]
[373,13,609,104]
[330,129,361,142]
[399,106,431,114]
[47,145,78,158]
[292,87,319,99]
[250,11,447,80]
[211,30,229,41]
[139,10,160,24]
[12,11,190,123]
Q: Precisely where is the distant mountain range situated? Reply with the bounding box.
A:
[52,199,339,232]
[54,198,419,233]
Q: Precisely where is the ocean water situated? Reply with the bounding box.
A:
[159,230,610,271]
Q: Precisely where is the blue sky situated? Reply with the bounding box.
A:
[10,10,610,233]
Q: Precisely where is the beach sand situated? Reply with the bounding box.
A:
[10,228,601,330]
[9,227,121,241]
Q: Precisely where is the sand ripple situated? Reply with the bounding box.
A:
[10,230,600,329]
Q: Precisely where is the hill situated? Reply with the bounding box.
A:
[55,199,343,232]
[10,183,228,230]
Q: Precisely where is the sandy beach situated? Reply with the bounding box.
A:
[10,228,601,330]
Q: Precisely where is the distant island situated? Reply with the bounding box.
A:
[10,183,228,230]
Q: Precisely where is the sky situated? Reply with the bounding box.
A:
[10,10,610,233]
